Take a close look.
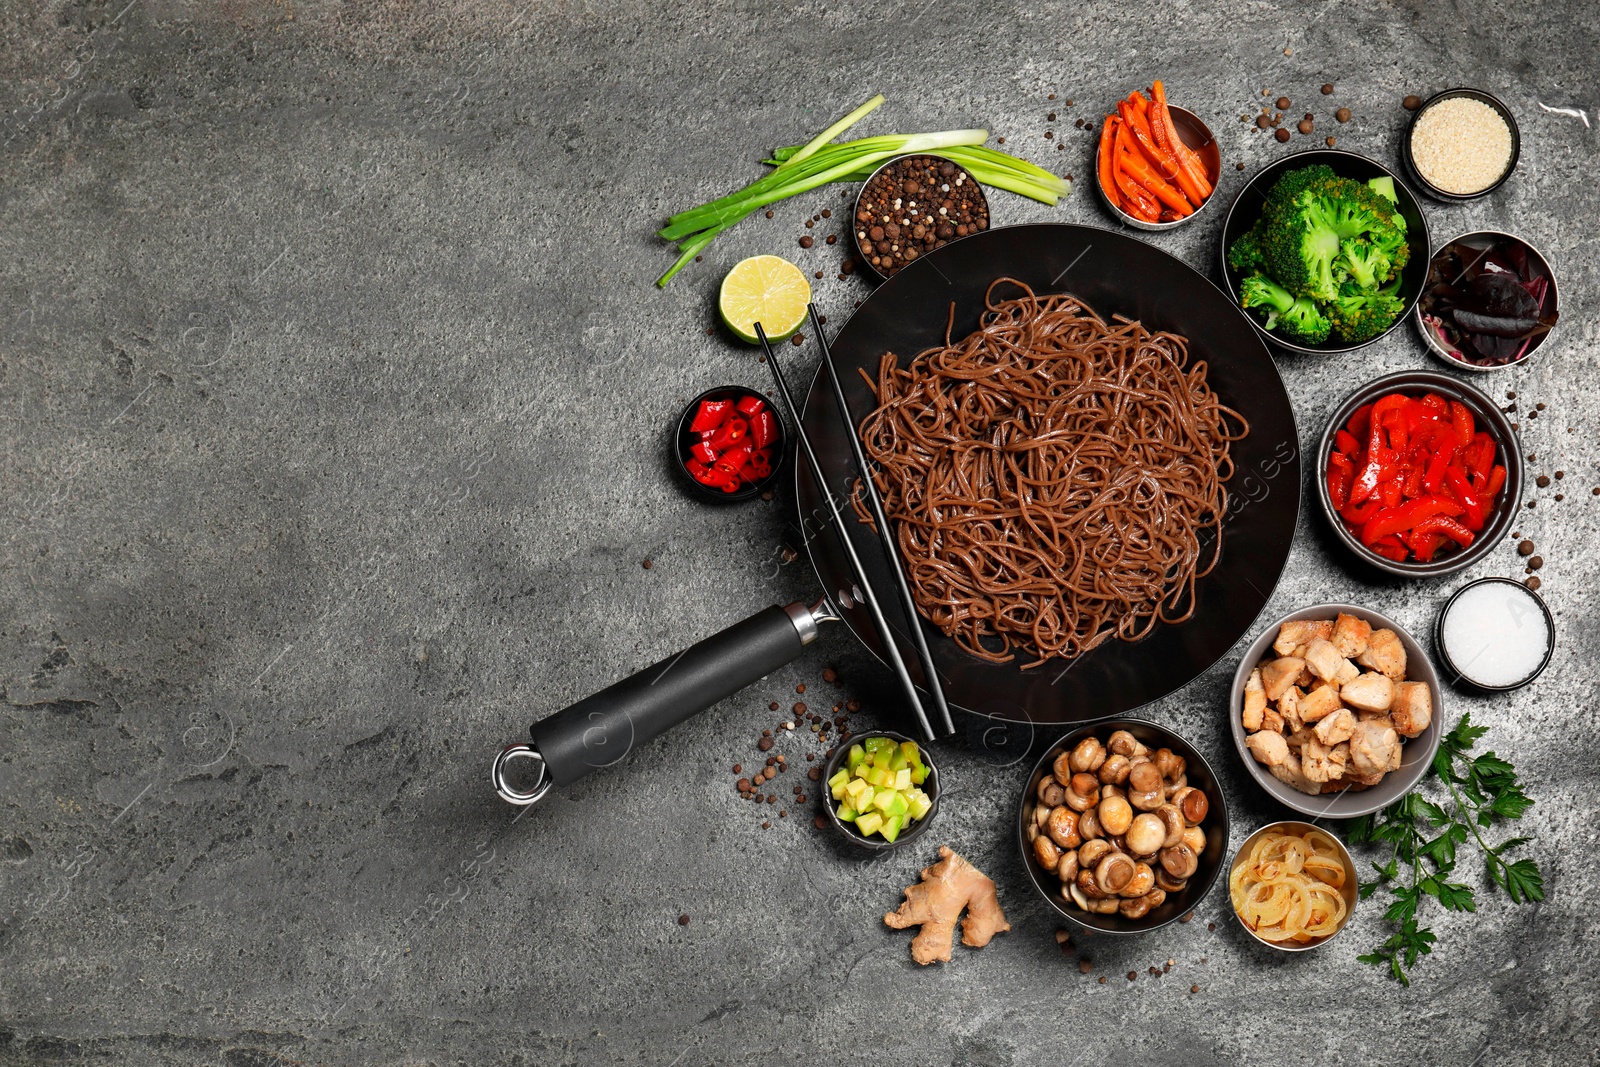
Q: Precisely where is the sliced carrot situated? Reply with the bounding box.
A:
[1128,90,1150,119]
[1118,100,1179,180]
[1117,146,1193,216]
[1098,115,1121,208]
[1112,155,1161,221]
[1150,80,1213,201]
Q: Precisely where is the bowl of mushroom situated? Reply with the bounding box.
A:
[1018,719,1229,934]
[1231,605,1444,819]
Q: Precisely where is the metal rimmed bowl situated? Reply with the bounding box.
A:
[1218,149,1431,355]
[1016,718,1229,934]
[1227,820,1359,953]
[1230,603,1444,819]
[673,385,786,504]
[1415,230,1560,374]
[1434,576,1556,692]
[851,154,990,282]
[1094,105,1222,232]
[1401,88,1520,202]
[819,731,940,852]
[1316,370,1522,577]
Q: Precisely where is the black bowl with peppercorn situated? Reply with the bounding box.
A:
[1315,370,1523,577]
[1017,719,1228,935]
[853,155,990,282]
[820,730,940,852]
[673,385,787,503]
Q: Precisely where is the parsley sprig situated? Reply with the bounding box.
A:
[1347,714,1544,985]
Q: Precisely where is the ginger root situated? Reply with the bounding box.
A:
[884,846,1010,965]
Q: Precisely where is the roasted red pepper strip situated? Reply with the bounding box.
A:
[1449,400,1475,444]
[1326,451,1355,510]
[1401,529,1447,562]
[1485,463,1506,501]
[1334,429,1360,457]
[1359,496,1466,547]
[690,398,732,434]
[1346,403,1373,439]
[1340,497,1384,524]
[1420,392,1450,418]
[1422,442,1458,494]
[1443,466,1488,530]
[1412,514,1475,547]
[735,395,765,417]
[1467,432,1495,477]
[1349,427,1390,505]
[1402,461,1425,499]
[1368,535,1411,562]
[1381,477,1403,508]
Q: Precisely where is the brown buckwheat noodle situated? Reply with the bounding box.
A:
[852,279,1249,668]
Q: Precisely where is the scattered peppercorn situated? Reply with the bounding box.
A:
[1518,540,1535,556]
[1078,960,1093,974]
[790,334,803,346]
[1298,117,1314,135]
[1255,114,1272,130]
[1525,577,1541,590]
[1321,83,1335,95]
[1536,475,1551,488]
[761,820,770,829]
[1555,494,1564,501]
[1127,971,1137,982]
[1336,107,1351,123]
[808,767,822,781]
[1403,95,1423,110]
[996,136,1005,143]
[1191,984,1202,993]
[798,235,813,249]
[1529,556,1544,570]
[1325,136,1337,147]
[1236,162,1246,170]
[1275,128,1291,143]
[678,914,690,926]
[764,210,774,218]
[1180,912,1194,923]
[1276,96,1292,109]
[758,737,773,751]
[814,815,827,829]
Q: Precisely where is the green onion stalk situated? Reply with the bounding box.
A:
[656,95,1071,286]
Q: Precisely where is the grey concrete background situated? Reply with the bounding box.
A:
[1,1,1596,1064]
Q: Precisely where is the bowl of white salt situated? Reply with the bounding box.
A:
[1435,577,1554,691]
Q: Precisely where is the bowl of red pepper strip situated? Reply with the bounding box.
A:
[1317,370,1522,576]
[675,385,785,502]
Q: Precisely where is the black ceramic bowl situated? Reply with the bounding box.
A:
[673,385,786,503]
[820,731,940,852]
[1316,370,1523,578]
[1017,718,1228,934]
[1218,150,1431,356]
[852,154,991,282]
[1401,88,1520,203]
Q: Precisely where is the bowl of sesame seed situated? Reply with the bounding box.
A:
[1402,89,1520,202]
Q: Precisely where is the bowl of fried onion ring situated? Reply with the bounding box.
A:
[1228,820,1359,952]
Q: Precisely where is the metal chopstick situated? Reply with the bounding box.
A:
[755,322,938,743]
[807,303,956,737]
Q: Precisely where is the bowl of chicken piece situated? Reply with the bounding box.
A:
[1229,605,1443,819]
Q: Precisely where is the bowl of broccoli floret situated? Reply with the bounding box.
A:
[1219,151,1430,355]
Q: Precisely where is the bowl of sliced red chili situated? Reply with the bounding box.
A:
[675,385,786,502]
[1317,371,1522,577]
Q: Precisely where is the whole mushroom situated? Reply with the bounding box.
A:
[1159,842,1200,881]
[1069,737,1107,774]
[1125,813,1167,856]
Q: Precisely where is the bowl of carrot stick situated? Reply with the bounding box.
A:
[1096,81,1222,231]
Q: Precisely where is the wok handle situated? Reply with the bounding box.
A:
[523,601,832,792]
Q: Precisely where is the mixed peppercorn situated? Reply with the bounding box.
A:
[1326,390,1506,564]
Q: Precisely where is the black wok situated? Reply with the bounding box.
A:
[492,223,1298,804]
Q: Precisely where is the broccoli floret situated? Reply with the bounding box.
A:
[1335,237,1392,290]
[1370,221,1410,274]
[1256,170,1407,302]
[1328,278,1405,344]
[1367,175,1398,203]
[1227,221,1267,274]
[1240,272,1332,344]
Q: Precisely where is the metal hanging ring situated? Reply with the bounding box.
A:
[492,743,552,806]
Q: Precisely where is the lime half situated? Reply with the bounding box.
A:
[718,255,811,344]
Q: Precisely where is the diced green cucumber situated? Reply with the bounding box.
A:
[846,743,867,771]
[836,805,857,822]
[907,791,932,820]
[892,768,912,791]
[910,764,927,786]
[880,813,905,842]
[863,737,891,753]
[854,811,884,836]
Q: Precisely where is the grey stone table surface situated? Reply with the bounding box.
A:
[2,2,1597,1065]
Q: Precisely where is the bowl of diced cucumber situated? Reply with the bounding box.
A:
[822,733,939,851]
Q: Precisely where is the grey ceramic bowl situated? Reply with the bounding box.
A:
[1094,106,1222,232]
[1401,88,1520,202]
[1415,230,1560,374]
[1227,820,1359,953]
[1316,370,1523,578]
[820,731,939,852]
[1229,603,1444,819]
[1017,718,1229,934]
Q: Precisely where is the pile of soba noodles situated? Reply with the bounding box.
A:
[854,279,1249,668]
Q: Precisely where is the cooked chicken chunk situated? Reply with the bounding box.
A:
[1298,684,1343,724]
[1391,681,1433,739]
[1273,619,1323,656]
[1312,707,1357,746]
[1335,658,1361,686]
[1285,726,1314,753]
[1340,768,1387,789]
[1349,721,1403,777]
[1331,612,1373,658]
[1261,657,1305,701]
[1341,671,1395,714]
[1356,628,1407,681]
[1301,738,1350,783]
[1261,707,1285,734]
[1242,668,1267,731]
[1268,750,1322,796]
[1302,638,1347,683]
[1245,729,1290,769]
[1279,686,1305,732]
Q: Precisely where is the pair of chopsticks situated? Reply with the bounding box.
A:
[756,306,956,742]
